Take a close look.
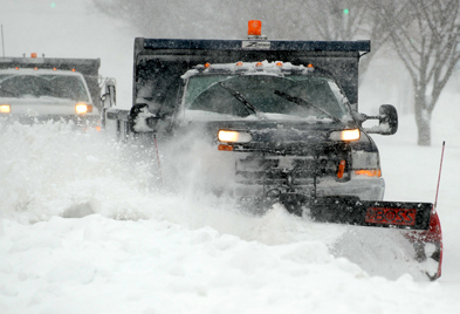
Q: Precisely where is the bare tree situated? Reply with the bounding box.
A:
[92,0,392,78]
[92,0,322,40]
[379,0,460,146]
[302,0,397,84]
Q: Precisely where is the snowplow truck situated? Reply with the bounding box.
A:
[0,54,116,127]
[104,21,442,280]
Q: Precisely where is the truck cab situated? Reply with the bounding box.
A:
[126,57,397,213]
[107,25,399,212]
[175,61,394,211]
[0,55,109,127]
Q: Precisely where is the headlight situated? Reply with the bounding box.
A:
[330,129,360,141]
[218,129,252,143]
[75,103,93,114]
[0,104,11,113]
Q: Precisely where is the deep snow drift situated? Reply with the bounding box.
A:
[1,0,460,313]
[1,115,459,313]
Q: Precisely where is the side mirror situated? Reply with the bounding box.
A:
[362,104,398,135]
[100,78,117,128]
[378,104,398,135]
[101,78,117,109]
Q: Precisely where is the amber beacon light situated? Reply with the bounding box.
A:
[248,20,262,36]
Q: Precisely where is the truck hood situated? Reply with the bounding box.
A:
[0,97,98,116]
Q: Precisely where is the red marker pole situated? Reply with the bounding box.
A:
[154,134,164,185]
[434,141,446,210]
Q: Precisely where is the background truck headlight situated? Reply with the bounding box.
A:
[0,104,11,113]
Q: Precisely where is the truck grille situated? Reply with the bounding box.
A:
[235,143,350,188]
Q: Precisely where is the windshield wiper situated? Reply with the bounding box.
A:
[274,90,341,123]
[219,82,265,119]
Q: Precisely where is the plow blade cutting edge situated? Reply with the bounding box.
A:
[308,197,432,230]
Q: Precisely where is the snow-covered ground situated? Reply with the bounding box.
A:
[1,1,460,313]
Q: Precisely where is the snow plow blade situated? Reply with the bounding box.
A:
[308,197,432,230]
[307,196,442,280]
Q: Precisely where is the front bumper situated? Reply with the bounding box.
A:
[227,147,385,207]
[233,175,385,203]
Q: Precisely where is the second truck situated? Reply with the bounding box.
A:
[0,53,116,127]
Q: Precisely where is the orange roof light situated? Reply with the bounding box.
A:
[248,20,262,36]
[204,62,211,69]
[255,62,263,67]
[307,63,314,68]
[34,67,38,70]
[276,62,283,67]
[72,68,76,72]
[15,67,19,70]
[53,67,57,71]
[31,52,37,58]
[236,61,243,66]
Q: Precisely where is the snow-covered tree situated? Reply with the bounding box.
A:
[378,0,460,146]
[92,0,388,77]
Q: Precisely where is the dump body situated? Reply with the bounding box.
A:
[132,38,369,113]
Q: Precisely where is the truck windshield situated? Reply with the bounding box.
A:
[183,74,348,120]
[0,74,90,102]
